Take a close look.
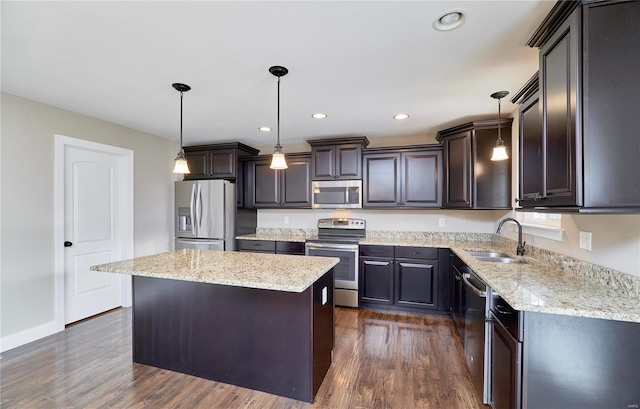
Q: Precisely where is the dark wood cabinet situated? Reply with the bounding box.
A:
[359,245,444,312]
[245,153,311,208]
[362,146,442,208]
[539,7,580,207]
[521,0,640,213]
[183,143,259,181]
[512,73,544,206]
[437,119,513,209]
[236,239,304,255]
[360,258,394,305]
[308,137,369,180]
[394,259,437,309]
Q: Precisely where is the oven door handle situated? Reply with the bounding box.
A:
[305,242,359,250]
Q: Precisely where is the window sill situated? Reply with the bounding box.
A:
[521,224,564,241]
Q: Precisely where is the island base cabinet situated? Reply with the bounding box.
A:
[522,312,640,409]
[132,270,334,403]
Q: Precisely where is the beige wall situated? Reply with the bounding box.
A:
[0,93,176,341]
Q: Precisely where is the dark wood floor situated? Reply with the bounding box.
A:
[1,307,484,409]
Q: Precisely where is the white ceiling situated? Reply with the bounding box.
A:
[1,1,554,151]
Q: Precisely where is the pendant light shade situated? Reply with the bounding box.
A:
[490,90,509,161]
[172,83,191,174]
[269,66,289,170]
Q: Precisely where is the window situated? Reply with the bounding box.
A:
[517,212,563,241]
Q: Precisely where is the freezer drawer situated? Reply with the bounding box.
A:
[175,238,224,251]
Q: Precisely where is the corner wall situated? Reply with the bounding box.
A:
[0,93,176,349]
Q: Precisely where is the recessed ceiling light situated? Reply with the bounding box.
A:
[312,113,328,119]
[393,113,410,120]
[259,126,271,132]
[433,10,465,31]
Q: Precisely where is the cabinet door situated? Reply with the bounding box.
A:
[362,153,401,207]
[490,318,522,409]
[474,128,512,209]
[443,132,472,208]
[518,92,544,206]
[359,258,394,305]
[335,144,362,179]
[184,149,210,180]
[282,156,311,208]
[236,162,244,208]
[583,0,640,208]
[394,259,438,310]
[402,151,442,208]
[540,8,581,206]
[311,145,336,180]
[209,149,236,179]
[246,160,280,208]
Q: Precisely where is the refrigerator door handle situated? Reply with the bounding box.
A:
[190,183,197,236]
[197,184,203,229]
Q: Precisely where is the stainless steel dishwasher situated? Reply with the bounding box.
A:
[461,266,491,404]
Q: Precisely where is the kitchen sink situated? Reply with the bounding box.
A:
[464,250,526,264]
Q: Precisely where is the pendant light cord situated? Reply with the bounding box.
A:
[496,97,502,144]
[276,76,281,149]
[179,91,184,150]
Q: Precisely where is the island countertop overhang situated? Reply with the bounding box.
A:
[90,249,339,293]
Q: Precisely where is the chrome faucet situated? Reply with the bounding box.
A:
[496,217,526,256]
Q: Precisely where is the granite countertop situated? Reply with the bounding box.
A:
[237,231,640,323]
[90,249,339,293]
[449,245,640,324]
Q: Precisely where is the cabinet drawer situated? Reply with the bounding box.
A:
[237,240,276,253]
[359,245,394,258]
[276,241,305,255]
[395,246,438,260]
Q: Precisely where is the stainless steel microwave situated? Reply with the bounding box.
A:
[311,180,362,209]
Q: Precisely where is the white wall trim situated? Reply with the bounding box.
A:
[0,320,59,353]
[53,135,134,337]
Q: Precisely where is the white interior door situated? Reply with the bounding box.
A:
[64,145,123,324]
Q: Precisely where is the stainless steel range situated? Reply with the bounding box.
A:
[305,218,366,308]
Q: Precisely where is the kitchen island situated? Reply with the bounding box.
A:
[91,249,339,403]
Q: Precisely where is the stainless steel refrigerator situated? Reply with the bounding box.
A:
[175,179,242,251]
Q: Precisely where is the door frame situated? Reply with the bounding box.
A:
[54,134,134,331]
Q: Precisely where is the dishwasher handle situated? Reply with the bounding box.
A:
[462,273,487,298]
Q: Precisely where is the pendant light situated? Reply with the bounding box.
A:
[172,83,191,174]
[490,90,509,161]
[269,66,289,170]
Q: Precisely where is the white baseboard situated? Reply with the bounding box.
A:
[0,320,62,353]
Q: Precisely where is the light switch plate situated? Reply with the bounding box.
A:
[579,231,592,251]
[438,218,445,227]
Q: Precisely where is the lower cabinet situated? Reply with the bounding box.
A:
[360,245,447,312]
[236,239,305,255]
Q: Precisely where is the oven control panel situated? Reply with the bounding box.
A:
[317,218,366,229]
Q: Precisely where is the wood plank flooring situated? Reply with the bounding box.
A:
[1,307,485,409]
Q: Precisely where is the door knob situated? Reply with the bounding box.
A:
[64,241,73,247]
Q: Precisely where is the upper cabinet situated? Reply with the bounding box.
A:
[308,137,369,180]
[437,119,513,210]
[511,73,544,206]
[519,0,640,213]
[183,143,259,180]
[362,145,442,208]
[244,153,311,209]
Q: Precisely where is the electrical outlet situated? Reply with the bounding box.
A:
[284,216,289,225]
[579,231,592,251]
[438,218,445,227]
